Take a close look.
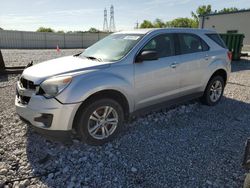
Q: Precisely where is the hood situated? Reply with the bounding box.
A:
[22,56,111,84]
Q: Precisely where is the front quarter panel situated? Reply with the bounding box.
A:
[55,68,134,112]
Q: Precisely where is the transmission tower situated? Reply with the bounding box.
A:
[109,5,116,32]
[135,20,139,29]
[103,8,108,32]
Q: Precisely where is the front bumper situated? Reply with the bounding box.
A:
[15,81,81,141]
[15,95,80,131]
[20,116,72,143]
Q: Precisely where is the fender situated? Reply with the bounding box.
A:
[56,71,134,112]
[201,57,230,91]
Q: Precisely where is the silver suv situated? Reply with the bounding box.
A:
[16,28,231,145]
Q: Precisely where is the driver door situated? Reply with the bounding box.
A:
[134,33,180,110]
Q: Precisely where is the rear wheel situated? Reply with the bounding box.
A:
[244,173,250,188]
[75,98,124,145]
[201,76,225,106]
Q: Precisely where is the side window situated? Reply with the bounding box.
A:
[178,34,209,54]
[201,40,210,51]
[206,33,227,48]
[142,34,175,58]
[143,40,156,51]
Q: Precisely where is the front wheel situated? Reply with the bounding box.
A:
[75,98,124,145]
[200,76,225,106]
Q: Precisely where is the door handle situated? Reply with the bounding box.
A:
[205,54,209,61]
[171,62,177,68]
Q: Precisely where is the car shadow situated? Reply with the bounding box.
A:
[24,96,250,187]
[231,58,250,72]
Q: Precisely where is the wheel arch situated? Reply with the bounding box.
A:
[72,89,131,131]
[209,69,228,84]
[201,68,227,106]
[202,68,228,96]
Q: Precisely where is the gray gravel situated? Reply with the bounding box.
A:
[1,49,250,188]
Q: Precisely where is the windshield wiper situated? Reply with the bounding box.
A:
[84,56,103,62]
[73,52,82,57]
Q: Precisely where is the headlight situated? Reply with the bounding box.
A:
[40,76,72,98]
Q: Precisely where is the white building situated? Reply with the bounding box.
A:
[199,10,250,48]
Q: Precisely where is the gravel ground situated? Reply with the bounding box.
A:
[1,49,250,188]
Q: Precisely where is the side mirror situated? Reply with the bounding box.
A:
[135,50,158,63]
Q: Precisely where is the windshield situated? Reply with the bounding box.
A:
[80,34,144,62]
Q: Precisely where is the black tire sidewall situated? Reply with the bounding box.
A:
[75,98,124,145]
[244,173,250,188]
[203,76,225,106]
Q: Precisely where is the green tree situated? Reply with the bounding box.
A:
[139,20,154,28]
[36,27,54,32]
[153,18,166,28]
[166,18,198,28]
[191,5,212,23]
[75,31,85,33]
[57,30,65,34]
[88,27,99,33]
[217,7,238,13]
[66,31,84,34]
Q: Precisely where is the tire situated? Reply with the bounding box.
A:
[200,75,225,106]
[244,173,250,188]
[75,98,124,145]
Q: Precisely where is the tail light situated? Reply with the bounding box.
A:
[227,51,232,61]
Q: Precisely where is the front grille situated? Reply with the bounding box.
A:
[17,77,36,105]
[20,77,36,90]
[20,96,31,104]
[16,90,31,105]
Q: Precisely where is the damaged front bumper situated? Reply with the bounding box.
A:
[15,80,81,142]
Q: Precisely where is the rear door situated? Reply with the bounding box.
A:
[175,33,210,94]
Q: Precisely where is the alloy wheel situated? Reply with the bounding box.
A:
[87,106,119,140]
[209,80,223,102]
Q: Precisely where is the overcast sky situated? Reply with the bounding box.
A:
[0,0,249,32]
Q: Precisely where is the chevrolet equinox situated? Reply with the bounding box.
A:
[16,28,231,145]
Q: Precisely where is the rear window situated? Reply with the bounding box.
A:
[206,34,227,48]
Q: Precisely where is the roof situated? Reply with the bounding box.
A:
[115,29,156,34]
[115,28,215,35]
[201,9,250,17]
